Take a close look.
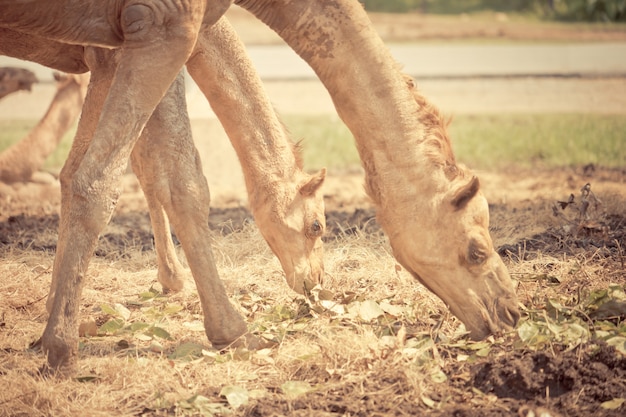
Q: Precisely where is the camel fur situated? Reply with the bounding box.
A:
[0,0,519,372]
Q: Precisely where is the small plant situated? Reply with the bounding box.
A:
[552,182,608,238]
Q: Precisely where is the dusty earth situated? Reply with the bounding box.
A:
[1,7,626,417]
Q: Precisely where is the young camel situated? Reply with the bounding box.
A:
[0,72,88,183]
[1,14,326,371]
[0,21,326,294]
[0,0,519,371]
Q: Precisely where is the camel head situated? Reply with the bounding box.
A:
[385,173,520,340]
[0,67,38,100]
[253,168,327,294]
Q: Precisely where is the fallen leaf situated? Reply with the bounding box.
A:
[220,385,249,409]
[169,342,205,360]
[358,300,384,321]
[281,381,313,399]
[600,397,624,410]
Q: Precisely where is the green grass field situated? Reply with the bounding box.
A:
[283,113,626,171]
[1,113,624,173]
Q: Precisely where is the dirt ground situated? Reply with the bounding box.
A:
[1,8,625,417]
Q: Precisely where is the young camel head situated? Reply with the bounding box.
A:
[251,168,327,295]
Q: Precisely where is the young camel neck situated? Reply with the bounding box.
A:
[187,21,302,212]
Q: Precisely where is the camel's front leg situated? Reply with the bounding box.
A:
[42,3,204,372]
[131,72,254,348]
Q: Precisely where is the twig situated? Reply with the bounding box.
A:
[15,294,47,311]
[615,239,624,269]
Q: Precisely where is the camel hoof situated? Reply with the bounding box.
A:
[158,270,186,293]
[214,333,277,352]
[41,332,78,376]
[39,361,77,379]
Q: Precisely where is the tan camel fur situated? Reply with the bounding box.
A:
[0,21,326,294]
[1,15,327,371]
[236,0,519,340]
[0,72,88,183]
[0,0,519,371]
[0,67,38,99]
[0,22,325,370]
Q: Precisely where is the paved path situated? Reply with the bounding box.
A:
[1,42,625,205]
[2,42,626,83]
[247,42,626,79]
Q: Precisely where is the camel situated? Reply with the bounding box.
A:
[234,0,519,338]
[0,27,326,295]
[1,14,326,371]
[0,66,38,99]
[0,0,519,372]
[0,72,88,183]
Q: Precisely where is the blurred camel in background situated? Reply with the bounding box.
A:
[0,71,88,183]
[0,67,38,100]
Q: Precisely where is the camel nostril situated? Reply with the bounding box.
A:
[503,305,521,328]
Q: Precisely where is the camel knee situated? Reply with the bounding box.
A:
[68,171,121,231]
[121,1,203,45]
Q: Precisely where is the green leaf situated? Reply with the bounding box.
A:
[162,304,184,316]
[379,300,404,317]
[430,368,448,383]
[99,318,125,335]
[517,321,540,343]
[319,299,346,315]
[114,303,131,320]
[100,303,131,320]
[475,346,491,357]
[421,395,437,408]
[606,336,626,355]
[169,342,205,360]
[281,381,313,399]
[139,290,159,300]
[128,322,151,333]
[179,394,229,416]
[147,326,172,340]
[100,304,119,317]
[600,397,625,410]
[590,300,626,319]
[220,385,249,409]
[183,320,205,332]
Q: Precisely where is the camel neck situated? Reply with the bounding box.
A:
[245,0,456,206]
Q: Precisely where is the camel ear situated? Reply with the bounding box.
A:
[299,168,326,196]
[449,176,480,210]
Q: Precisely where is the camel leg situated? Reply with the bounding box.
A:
[129,76,186,294]
[129,160,187,293]
[131,72,251,348]
[45,48,114,314]
[41,6,203,371]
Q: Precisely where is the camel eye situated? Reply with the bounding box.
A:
[308,219,324,238]
[468,240,488,264]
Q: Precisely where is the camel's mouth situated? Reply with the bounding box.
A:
[455,293,520,340]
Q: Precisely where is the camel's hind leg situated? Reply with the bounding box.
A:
[131,147,186,293]
[42,6,203,372]
[131,72,252,348]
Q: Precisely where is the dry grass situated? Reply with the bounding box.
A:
[0,224,451,417]
[1,187,624,416]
